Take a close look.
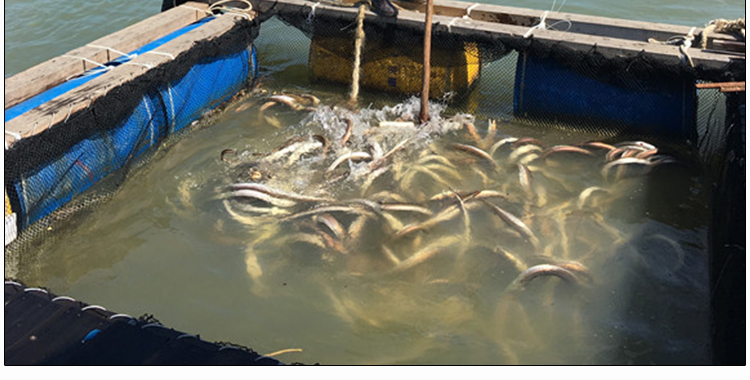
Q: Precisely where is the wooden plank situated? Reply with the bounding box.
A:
[4,2,211,110]
[394,0,701,43]
[4,13,250,147]
[252,0,737,69]
[696,81,745,92]
[709,39,745,53]
[309,0,740,47]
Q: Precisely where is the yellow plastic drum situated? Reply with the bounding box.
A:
[5,190,10,218]
[5,189,17,246]
[309,36,480,97]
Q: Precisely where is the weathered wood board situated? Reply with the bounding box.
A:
[4,1,211,110]
[250,0,742,70]
[4,11,251,147]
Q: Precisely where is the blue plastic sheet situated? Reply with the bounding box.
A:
[15,46,256,228]
[5,17,215,123]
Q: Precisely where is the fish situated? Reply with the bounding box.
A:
[389,236,461,273]
[326,151,373,174]
[507,264,580,291]
[341,118,353,147]
[315,213,347,240]
[517,163,535,199]
[450,143,497,167]
[601,157,652,181]
[480,199,540,250]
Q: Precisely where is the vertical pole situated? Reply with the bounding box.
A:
[420,0,434,123]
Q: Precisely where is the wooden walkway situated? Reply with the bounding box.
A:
[251,0,743,70]
[5,280,284,365]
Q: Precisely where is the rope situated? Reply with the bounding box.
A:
[61,55,109,70]
[447,17,461,33]
[47,112,57,130]
[61,55,112,80]
[64,103,74,123]
[142,50,175,60]
[306,2,321,24]
[648,27,697,67]
[524,11,548,38]
[349,5,366,104]
[5,130,22,143]
[85,44,136,60]
[120,61,155,70]
[465,3,480,17]
[523,0,571,38]
[208,0,254,20]
[447,3,480,32]
[699,18,745,49]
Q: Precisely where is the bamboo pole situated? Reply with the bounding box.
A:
[420,0,434,123]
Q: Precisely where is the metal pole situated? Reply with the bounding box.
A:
[420,0,434,123]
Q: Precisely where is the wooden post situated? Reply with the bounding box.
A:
[420,0,434,123]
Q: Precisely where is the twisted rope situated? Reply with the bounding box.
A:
[349,5,366,104]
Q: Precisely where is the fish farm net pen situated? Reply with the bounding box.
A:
[4,0,745,366]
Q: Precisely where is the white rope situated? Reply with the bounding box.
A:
[648,26,697,67]
[448,3,481,32]
[209,0,254,20]
[61,55,109,70]
[546,18,572,32]
[523,0,571,38]
[306,2,321,24]
[679,27,697,67]
[142,50,175,60]
[523,10,548,38]
[142,98,156,146]
[62,55,112,81]
[47,112,56,129]
[447,17,461,33]
[4,130,22,142]
[120,61,154,70]
[85,44,136,60]
[222,10,252,20]
[465,3,480,18]
[64,103,74,123]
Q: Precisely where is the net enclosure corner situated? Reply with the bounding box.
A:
[4,1,260,243]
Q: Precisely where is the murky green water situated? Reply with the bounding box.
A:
[5,0,740,365]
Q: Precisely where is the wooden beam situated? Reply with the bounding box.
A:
[4,13,250,147]
[251,0,738,71]
[696,81,745,92]
[709,39,745,54]
[4,2,211,110]
[393,0,740,47]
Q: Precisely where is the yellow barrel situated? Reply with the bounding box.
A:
[5,189,11,218]
[5,189,17,246]
[309,35,480,97]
